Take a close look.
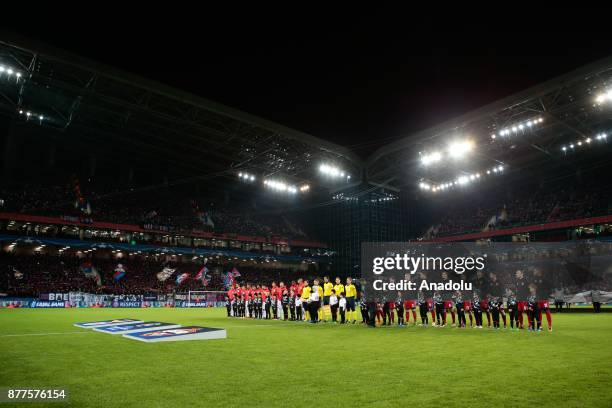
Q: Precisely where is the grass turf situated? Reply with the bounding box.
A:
[1,308,611,408]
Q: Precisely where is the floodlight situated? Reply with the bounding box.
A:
[448,141,473,159]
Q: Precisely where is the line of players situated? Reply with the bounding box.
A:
[225,276,553,331]
[371,291,552,331]
[226,276,360,323]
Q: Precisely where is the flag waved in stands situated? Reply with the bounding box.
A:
[113,264,126,282]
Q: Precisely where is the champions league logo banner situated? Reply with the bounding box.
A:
[123,326,227,342]
[94,321,182,334]
[73,318,143,328]
[361,242,612,303]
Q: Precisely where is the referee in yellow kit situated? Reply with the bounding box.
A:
[345,277,357,324]
[322,276,333,322]
[300,279,311,321]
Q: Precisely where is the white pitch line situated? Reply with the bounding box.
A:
[0,332,94,337]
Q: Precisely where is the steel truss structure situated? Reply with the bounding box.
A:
[366,56,612,191]
[0,36,361,192]
[1,35,611,197]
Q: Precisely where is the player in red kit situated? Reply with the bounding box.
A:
[538,299,552,331]
[375,300,383,326]
[517,299,528,329]
[463,298,473,327]
[428,297,435,325]
[439,272,456,326]
[404,299,417,326]
[444,298,455,326]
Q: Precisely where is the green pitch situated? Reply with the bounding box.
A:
[1,308,611,408]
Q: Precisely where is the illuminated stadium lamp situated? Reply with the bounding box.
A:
[264,179,299,194]
[595,90,612,104]
[319,163,349,179]
[299,184,310,192]
[457,176,469,185]
[237,172,256,182]
[447,141,473,159]
[496,117,544,138]
[420,151,442,165]
[419,182,431,190]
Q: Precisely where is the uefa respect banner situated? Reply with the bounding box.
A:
[361,242,612,302]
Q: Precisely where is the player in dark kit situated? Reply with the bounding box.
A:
[254,294,263,319]
[418,292,429,327]
[360,297,369,324]
[247,294,254,318]
[281,291,290,321]
[472,293,483,328]
[395,293,405,326]
[264,296,272,319]
[289,290,296,321]
[506,293,519,329]
[528,295,542,331]
[225,295,231,317]
[271,295,279,319]
[489,297,502,329]
[455,291,466,328]
[232,295,239,317]
[434,292,444,327]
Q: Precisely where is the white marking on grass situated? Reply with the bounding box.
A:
[0,331,94,337]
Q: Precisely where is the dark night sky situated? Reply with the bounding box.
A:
[4,15,611,158]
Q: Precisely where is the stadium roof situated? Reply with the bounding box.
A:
[1,33,611,197]
[0,35,362,193]
[365,55,612,191]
